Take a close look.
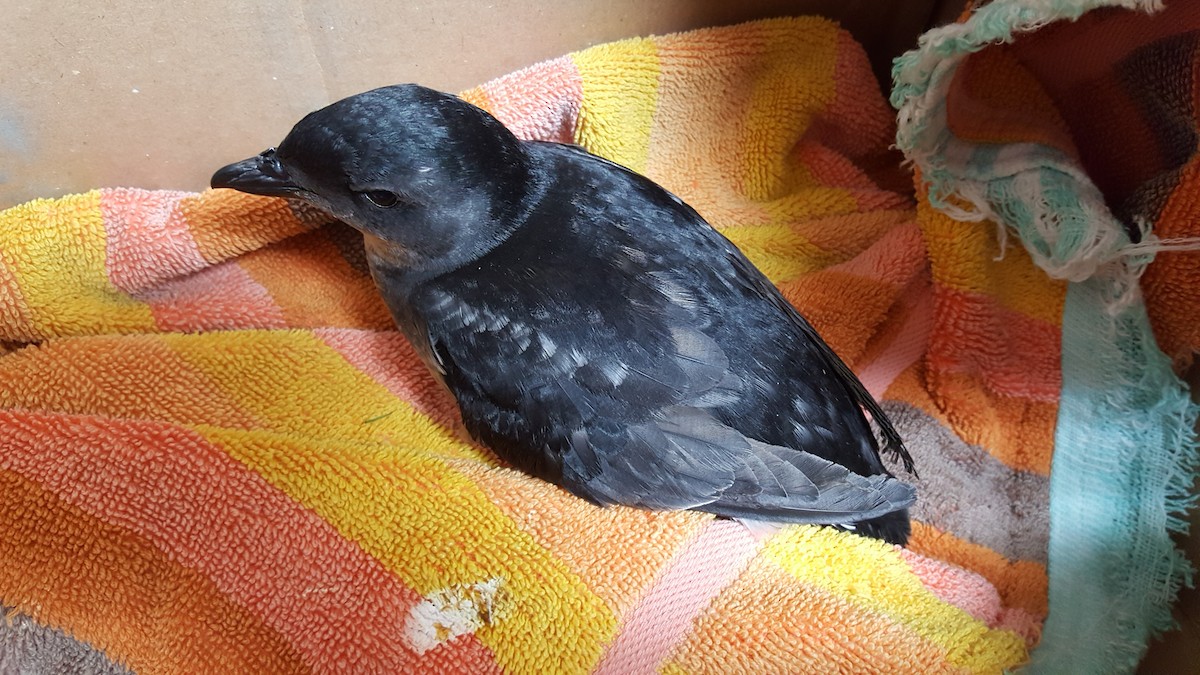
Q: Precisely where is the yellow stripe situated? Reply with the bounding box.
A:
[203,427,616,673]
[457,86,491,111]
[0,191,155,338]
[752,187,863,222]
[179,330,615,672]
[166,330,471,457]
[738,22,839,201]
[762,527,1028,673]
[920,198,1066,325]
[716,224,828,283]
[571,38,661,173]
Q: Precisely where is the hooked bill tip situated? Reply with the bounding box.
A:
[210,148,302,197]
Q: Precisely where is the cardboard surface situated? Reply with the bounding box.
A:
[0,0,953,208]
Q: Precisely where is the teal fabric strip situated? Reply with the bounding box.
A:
[1030,278,1197,673]
[892,0,1164,284]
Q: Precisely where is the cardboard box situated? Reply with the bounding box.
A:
[1,0,955,208]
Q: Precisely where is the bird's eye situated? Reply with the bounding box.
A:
[362,190,401,208]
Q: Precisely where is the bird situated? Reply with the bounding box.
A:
[211,84,917,544]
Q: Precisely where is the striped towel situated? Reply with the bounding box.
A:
[894,0,1200,672]
[0,10,1190,673]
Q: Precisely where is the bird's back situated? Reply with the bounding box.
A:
[412,141,893,480]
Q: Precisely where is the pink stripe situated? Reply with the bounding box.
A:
[831,222,927,287]
[138,260,289,332]
[593,519,761,674]
[855,276,934,400]
[898,548,1041,645]
[997,607,1042,645]
[897,548,1002,623]
[479,55,584,143]
[100,188,208,294]
[797,143,911,212]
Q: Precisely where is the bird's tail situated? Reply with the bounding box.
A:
[836,509,911,546]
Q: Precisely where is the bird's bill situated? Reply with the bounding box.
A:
[210,148,303,197]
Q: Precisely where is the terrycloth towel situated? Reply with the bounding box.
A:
[894,0,1200,672]
[0,12,1189,674]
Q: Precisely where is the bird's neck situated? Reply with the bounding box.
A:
[363,167,546,291]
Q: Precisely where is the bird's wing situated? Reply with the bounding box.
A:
[413,140,913,518]
[540,140,915,476]
[723,250,917,476]
[422,279,914,520]
[571,405,915,521]
[416,270,744,506]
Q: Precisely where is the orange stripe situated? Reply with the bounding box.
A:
[926,371,1057,476]
[0,334,263,429]
[780,270,903,366]
[180,190,310,264]
[160,330,615,671]
[928,287,1062,403]
[885,358,945,420]
[468,55,584,144]
[924,368,1057,475]
[884,356,1057,475]
[824,29,899,159]
[645,23,762,194]
[0,411,498,672]
[458,86,492,110]
[643,22,763,218]
[0,468,309,674]
[770,223,926,369]
[787,209,914,267]
[910,521,1048,619]
[236,228,393,330]
[1141,154,1200,365]
[920,198,1067,325]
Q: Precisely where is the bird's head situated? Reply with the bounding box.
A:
[211,84,532,274]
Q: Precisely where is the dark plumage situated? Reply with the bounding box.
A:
[211,84,917,544]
